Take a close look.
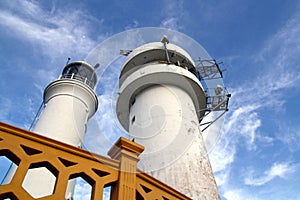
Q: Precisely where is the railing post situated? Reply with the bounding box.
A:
[108,137,144,200]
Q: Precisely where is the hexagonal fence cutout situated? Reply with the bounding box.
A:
[0,149,21,185]
[67,173,94,200]
[22,161,58,199]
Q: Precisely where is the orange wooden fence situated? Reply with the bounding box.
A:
[0,122,190,200]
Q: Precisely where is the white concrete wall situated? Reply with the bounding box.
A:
[128,84,220,199]
[34,79,97,147]
[150,129,220,200]
[117,41,220,199]
[129,84,198,171]
[20,79,97,199]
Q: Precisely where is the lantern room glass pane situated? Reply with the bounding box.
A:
[61,62,97,89]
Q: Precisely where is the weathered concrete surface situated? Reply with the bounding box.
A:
[150,130,220,200]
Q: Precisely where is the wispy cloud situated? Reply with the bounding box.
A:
[244,162,296,186]
[210,137,235,186]
[223,189,260,200]
[210,5,300,194]
[160,0,187,31]
[257,12,300,68]
[161,18,181,31]
[72,174,111,200]
[210,104,261,186]
[0,0,104,60]
[72,178,92,200]
[0,0,109,133]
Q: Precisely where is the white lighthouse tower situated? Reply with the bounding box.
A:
[117,36,221,199]
[33,61,98,147]
[4,61,98,199]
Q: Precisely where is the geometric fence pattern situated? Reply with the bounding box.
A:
[0,122,191,200]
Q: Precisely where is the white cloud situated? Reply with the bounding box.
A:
[211,72,298,187]
[161,18,181,30]
[211,18,300,162]
[0,0,104,60]
[257,12,300,67]
[214,167,230,187]
[72,178,92,200]
[210,132,235,174]
[223,189,260,200]
[210,6,300,195]
[224,105,260,137]
[72,173,111,200]
[160,0,186,31]
[1,1,299,199]
[238,112,261,150]
[84,93,127,155]
[256,134,274,144]
[209,126,235,187]
[244,162,296,186]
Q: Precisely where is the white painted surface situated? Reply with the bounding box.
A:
[117,64,206,131]
[34,79,98,146]
[128,83,220,199]
[19,78,97,199]
[119,42,195,86]
[117,42,220,199]
[121,42,195,71]
[129,84,199,171]
[150,132,220,199]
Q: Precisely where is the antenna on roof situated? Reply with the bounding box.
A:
[160,35,171,64]
[66,57,71,65]
[94,63,100,69]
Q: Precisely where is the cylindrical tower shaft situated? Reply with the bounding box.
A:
[4,61,98,199]
[33,78,97,147]
[117,40,220,199]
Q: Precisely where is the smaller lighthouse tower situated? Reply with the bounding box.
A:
[33,61,98,147]
[4,61,98,199]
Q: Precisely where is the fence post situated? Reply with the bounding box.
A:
[108,137,144,200]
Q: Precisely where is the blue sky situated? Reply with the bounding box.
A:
[1,0,300,199]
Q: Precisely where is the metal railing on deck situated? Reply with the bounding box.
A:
[60,73,96,89]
